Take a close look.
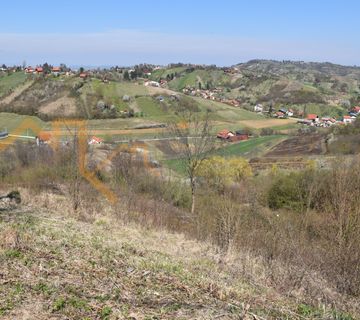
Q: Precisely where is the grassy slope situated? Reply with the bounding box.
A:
[0,72,27,98]
[168,70,231,91]
[0,195,354,320]
[91,79,150,98]
[149,67,188,81]
[0,112,46,133]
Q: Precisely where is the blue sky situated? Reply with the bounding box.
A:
[0,0,359,66]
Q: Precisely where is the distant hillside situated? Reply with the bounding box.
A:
[150,60,360,118]
[1,60,360,122]
[0,73,262,125]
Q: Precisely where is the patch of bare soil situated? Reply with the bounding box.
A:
[38,96,78,117]
[265,134,325,157]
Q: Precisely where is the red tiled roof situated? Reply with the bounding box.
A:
[307,114,318,120]
[343,115,351,119]
[90,136,103,143]
[52,67,61,72]
[38,132,51,141]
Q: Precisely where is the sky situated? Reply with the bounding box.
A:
[0,0,359,66]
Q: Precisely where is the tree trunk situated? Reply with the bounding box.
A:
[190,179,196,215]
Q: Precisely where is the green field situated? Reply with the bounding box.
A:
[214,135,285,157]
[0,72,28,97]
[168,69,231,91]
[163,135,285,174]
[192,97,264,121]
[149,67,188,81]
[0,112,45,134]
[136,97,167,117]
[86,79,149,101]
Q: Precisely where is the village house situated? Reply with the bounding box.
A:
[254,104,263,112]
[79,72,88,79]
[275,111,286,118]
[25,67,34,74]
[88,136,104,145]
[350,106,360,116]
[217,129,235,140]
[307,114,319,123]
[52,66,61,75]
[35,67,43,74]
[343,115,356,124]
[216,129,249,142]
[36,132,52,146]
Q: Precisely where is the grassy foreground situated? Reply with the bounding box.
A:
[0,190,355,319]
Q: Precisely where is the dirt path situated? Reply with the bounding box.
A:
[0,81,34,105]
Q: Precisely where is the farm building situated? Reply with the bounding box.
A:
[217,129,235,140]
[217,129,249,142]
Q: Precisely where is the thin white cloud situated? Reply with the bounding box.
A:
[0,29,358,66]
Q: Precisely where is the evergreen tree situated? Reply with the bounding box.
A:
[124,70,130,81]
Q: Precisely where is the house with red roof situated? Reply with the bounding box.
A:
[275,111,286,118]
[35,67,43,74]
[88,136,104,145]
[306,114,319,122]
[351,106,360,115]
[217,129,235,140]
[36,132,52,146]
[52,67,61,75]
[25,67,34,74]
[343,115,356,124]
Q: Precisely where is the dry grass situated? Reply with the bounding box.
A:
[38,96,78,117]
[238,118,297,129]
[0,189,357,319]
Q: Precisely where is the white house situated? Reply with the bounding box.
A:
[254,104,263,112]
[343,115,356,124]
[287,108,294,117]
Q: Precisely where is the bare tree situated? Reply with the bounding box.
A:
[167,110,215,214]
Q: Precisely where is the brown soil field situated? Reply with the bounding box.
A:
[249,157,308,170]
[238,118,297,129]
[265,134,325,157]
